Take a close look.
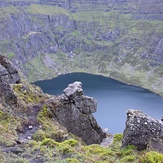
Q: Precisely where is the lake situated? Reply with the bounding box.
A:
[34,72,163,134]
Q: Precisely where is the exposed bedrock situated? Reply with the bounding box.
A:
[0,56,21,105]
[46,81,107,145]
[122,109,163,152]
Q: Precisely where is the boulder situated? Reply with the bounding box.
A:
[48,81,106,145]
[122,109,163,151]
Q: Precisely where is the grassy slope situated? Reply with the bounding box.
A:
[0,81,163,162]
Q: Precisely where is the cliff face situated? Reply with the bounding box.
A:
[0,0,163,95]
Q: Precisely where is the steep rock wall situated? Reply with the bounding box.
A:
[0,0,163,95]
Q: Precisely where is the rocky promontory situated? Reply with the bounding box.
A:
[54,81,107,145]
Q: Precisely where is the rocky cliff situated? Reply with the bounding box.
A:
[0,56,106,143]
[0,0,163,96]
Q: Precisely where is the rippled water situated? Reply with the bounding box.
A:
[34,73,163,134]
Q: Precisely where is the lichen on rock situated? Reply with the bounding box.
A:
[122,109,163,151]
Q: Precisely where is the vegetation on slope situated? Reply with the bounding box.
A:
[0,79,163,162]
[0,0,163,162]
[0,1,163,96]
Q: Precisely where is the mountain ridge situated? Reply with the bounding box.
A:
[0,0,163,96]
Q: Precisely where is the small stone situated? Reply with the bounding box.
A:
[103,128,109,133]
[27,136,31,140]
[144,122,147,125]
[28,125,33,129]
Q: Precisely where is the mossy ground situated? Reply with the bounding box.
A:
[2,132,161,163]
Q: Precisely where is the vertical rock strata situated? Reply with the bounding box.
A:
[122,109,163,151]
[51,81,107,145]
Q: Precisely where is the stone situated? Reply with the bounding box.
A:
[100,135,113,147]
[28,126,33,129]
[63,81,83,100]
[0,83,18,105]
[27,136,32,140]
[46,81,107,145]
[3,146,24,155]
[122,109,163,151]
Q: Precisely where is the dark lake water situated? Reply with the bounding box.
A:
[34,72,163,134]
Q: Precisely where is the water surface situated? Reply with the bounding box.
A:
[34,73,163,134]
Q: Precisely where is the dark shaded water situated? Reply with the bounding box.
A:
[34,73,163,134]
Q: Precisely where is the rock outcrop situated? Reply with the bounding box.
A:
[0,56,21,105]
[47,81,107,145]
[122,109,163,151]
[0,55,21,84]
[0,57,106,146]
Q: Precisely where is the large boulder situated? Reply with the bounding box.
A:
[122,109,163,151]
[47,81,107,145]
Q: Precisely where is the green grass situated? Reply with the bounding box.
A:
[141,151,163,163]
[0,110,21,146]
[7,52,15,59]
[27,4,70,16]
[0,5,19,18]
